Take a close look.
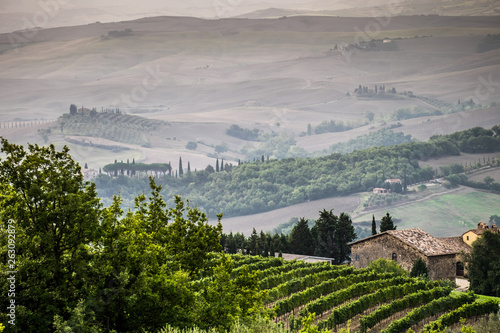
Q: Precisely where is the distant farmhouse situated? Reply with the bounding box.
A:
[82,168,99,181]
[372,178,402,194]
[350,222,499,280]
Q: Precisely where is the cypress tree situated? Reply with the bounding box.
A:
[289,218,314,256]
[179,157,183,177]
[371,214,377,235]
[249,228,258,255]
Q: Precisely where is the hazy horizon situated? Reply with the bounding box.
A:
[2,0,499,34]
[0,0,353,33]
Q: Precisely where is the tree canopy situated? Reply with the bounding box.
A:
[467,230,500,296]
[289,218,315,256]
[0,138,266,333]
[380,212,397,233]
[410,257,429,278]
[95,125,500,216]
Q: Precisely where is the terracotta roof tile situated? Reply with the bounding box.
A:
[438,237,471,254]
[386,228,465,256]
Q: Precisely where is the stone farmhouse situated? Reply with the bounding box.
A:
[349,228,470,280]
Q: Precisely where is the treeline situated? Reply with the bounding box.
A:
[441,125,500,153]
[102,160,172,177]
[354,84,395,95]
[324,128,414,154]
[106,28,133,38]
[221,209,357,264]
[307,120,354,135]
[445,172,500,194]
[392,106,443,121]
[94,126,500,217]
[226,124,260,141]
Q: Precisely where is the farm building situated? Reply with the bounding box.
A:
[349,228,470,280]
[82,168,99,181]
[462,222,499,246]
[373,188,389,194]
[385,178,402,184]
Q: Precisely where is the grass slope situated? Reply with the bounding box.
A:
[353,187,500,237]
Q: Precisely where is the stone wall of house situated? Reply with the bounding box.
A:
[427,254,456,280]
[351,234,422,271]
[351,234,456,280]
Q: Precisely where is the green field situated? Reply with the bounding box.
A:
[354,189,500,237]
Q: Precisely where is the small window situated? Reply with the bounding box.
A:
[466,236,469,241]
[355,254,359,261]
[392,253,397,261]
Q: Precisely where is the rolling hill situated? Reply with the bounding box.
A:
[1,15,500,170]
[1,14,500,235]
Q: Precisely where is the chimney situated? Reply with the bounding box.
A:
[478,222,488,230]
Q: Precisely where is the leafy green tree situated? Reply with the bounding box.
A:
[380,212,396,232]
[466,230,500,296]
[194,255,268,332]
[0,139,101,333]
[186,141,198,150]
[70,103,77,115]
[313,210,356,264]
[313,210,337,258]
[484,176,494,187]
[58,179,224,332]
[368,258,407,276]
[290,218,314,255]
[0,139,272,332]
[489,214,500,227]
[165,195,223,276]
[410,257,429,278]
[365,110,375,123]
